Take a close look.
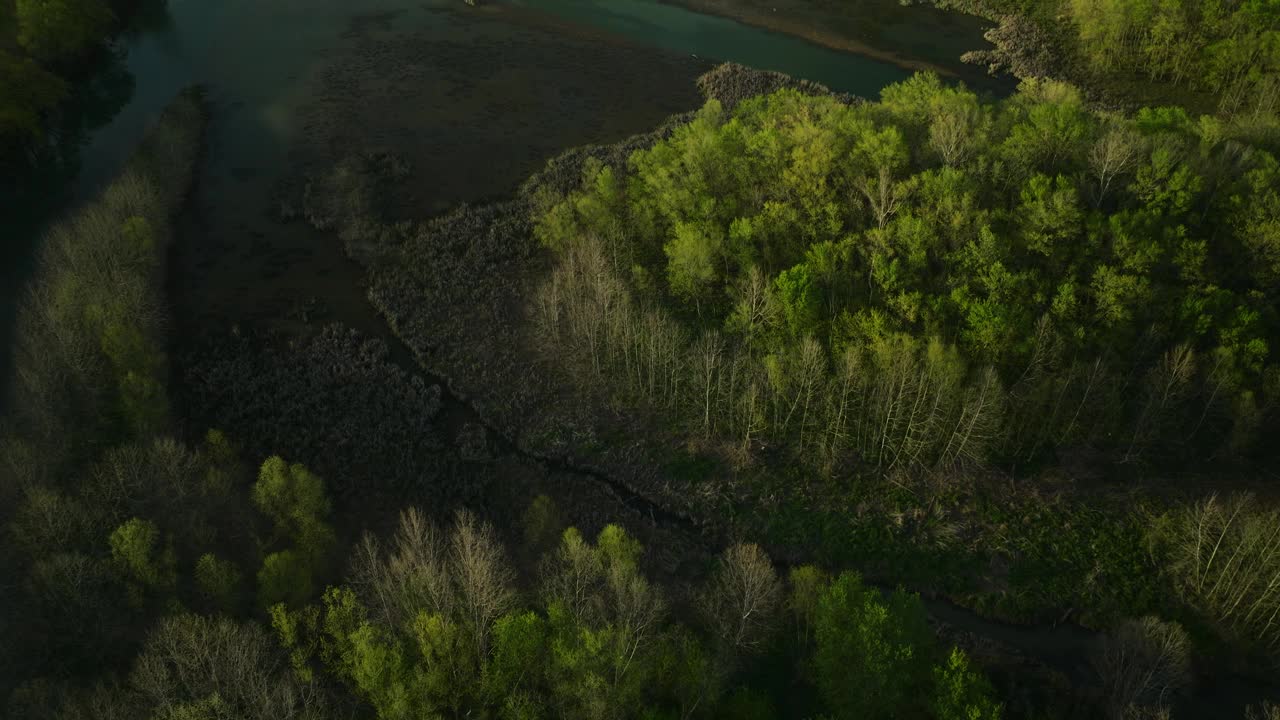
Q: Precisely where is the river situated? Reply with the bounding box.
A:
[0,0,1008,394]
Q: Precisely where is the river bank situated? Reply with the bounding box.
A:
[4,0,1003,408]
[906,0,1222,113]
[670,0,1222,114]
[657,0,1010,93]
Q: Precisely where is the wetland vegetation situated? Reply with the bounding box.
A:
[3,1,1280,719]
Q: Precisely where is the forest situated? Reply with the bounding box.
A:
[4,0,1280,718]
[0,80,1009,720]
[526,72,1280,714]
[533,73,1280,473]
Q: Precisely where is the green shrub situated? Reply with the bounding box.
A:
[194,553,243,614]
[108,517,176,605]
[521,494,562,552]
[932,647,1004,720]
[0,49,68,142]
[252,456,331,543]
[814,572,933,719]
[257,549,314,609]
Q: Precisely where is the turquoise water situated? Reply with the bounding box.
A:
[516,0,914,94]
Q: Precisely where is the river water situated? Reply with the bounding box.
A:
[1,0,1007,391]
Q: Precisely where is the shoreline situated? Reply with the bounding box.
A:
[654,0,1013,93]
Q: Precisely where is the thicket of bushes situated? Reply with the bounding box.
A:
[180,325,451,505]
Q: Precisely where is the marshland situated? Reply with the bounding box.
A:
[2,0,1279,718]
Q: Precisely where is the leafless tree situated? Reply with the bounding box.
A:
[606,559,666,686]
[855,172,917,231]
[929,102,984,166]
[541,527,606,626]
[1124,344,1195,463]
[450,509,516,659]
[131,614,329,720]
[1120,706,1170,720]
[937,366,1004,470]
[727,266,778,342]
[693,330,724,438]
[698,543,782,655]
[1088,121,1145,208]
[1092,616,1191,719]
[348,507,452,626]
[1168,493,1280,655]
[1247,702,1280,720]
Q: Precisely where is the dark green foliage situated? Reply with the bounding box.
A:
[1060,0,1280,118]
[814,572,933,719]
[251,457,335,609]
[719,686,777,720]
[265,511,1003,720]
[10,89,205,467]
[257,550,315,610]
[981,499,1162,625]
[522,494,563,552]
[15,0,116,65]
[194,553,244,615]
[26,551,129,668]
[108,517,176,606]
[0,49,67,143]
[0,93,207,697]
[931,648,1004,720]
[253,456,332,546]
[181,326,448,504]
